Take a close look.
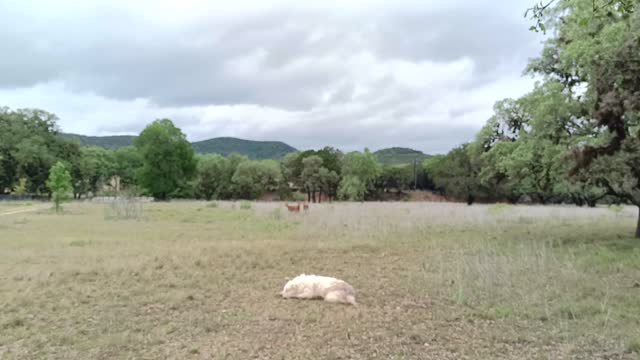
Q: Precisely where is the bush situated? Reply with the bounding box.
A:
[488,203,511,215]
[207,201,218,208]
[240,200,252,210]
[608,204,624,216]
[105,197,144,220]
[291,192,306,202]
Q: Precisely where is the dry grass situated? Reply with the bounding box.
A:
[0,202,37,211]
[0,201,639,359]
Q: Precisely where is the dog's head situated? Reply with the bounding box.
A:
[280,274,307,297]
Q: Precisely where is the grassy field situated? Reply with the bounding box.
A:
[1,201,639,359]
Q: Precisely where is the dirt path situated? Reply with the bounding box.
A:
[0,206,48,217]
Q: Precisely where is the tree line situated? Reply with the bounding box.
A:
[0,111,432,203]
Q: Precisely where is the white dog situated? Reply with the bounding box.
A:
[281,274,357,305]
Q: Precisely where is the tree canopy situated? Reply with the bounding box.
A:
[134,119,197,200]
[47,161,73,213]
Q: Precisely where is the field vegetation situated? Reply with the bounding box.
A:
[1,201,639,359]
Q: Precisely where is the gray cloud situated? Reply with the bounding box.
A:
[0,0,542,154]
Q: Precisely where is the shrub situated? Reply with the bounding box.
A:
[46,162,73,213]
[488,203,510,215]
[608,204,624,216]
[105,197,144,220]
[291,192,306,202]
[207,201,218,208]
[240,200,252,210]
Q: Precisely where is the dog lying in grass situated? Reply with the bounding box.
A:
[281,274,357,305]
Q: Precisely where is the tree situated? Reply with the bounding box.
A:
[281,152,301,186]
[0,108,81,194]
[339,148,381,200]
[526,0,636,33]
[424,145,484,205]
[12,178,28,195]
[46,161,72,213]
[196,154,229,201]
[526,0,640,237]
[318,167,340,201]
[222,154,249,199]
[315,146,343,176]
[134,119,196,200]
[71,146,114,198]
[260,160,284,194]
[502,138,565,204]
[337,175,366,201]
[231,160,283,199]
[301,155,323,202]
[112,146,143,190]
[377,165,413,194]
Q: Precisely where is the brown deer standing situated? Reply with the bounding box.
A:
[302,202,309,213]
[285,203,301,213]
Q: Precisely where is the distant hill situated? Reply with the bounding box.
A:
[61,133,297,160]
[191,137,296,160]
[374,147,431,165]
[61,133,135,149]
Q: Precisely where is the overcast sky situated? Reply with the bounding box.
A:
[0,0,542,154]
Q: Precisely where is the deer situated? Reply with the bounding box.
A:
[285,203,301,213]
[302,202,309,213]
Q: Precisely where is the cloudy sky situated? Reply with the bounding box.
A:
[0,0,542,154]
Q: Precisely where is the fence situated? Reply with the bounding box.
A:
[0,194,49,202]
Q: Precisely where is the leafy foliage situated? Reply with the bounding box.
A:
[280,147,342,202]
[337,175,366,201]
[338,149,381,200]
[0,107,81,194]
[376,165,413,193]
[425,145,484,205]
[195,154,229,201]
[134,119,196,200]
[46,161,72,213]
[231,160,283,199]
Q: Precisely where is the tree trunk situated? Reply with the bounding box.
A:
[538,194,547,205]
[466,194,475,206]
[636,206,640,239]
[572,195,584,207]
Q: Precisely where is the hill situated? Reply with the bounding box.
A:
[374,147,431,165]
[191,137,297,160]
[61,133,135,149]
[61,133,297,160]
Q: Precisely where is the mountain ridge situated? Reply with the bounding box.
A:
[61,133,431,163]
[373,147,432,165]
[60,133,297,160]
